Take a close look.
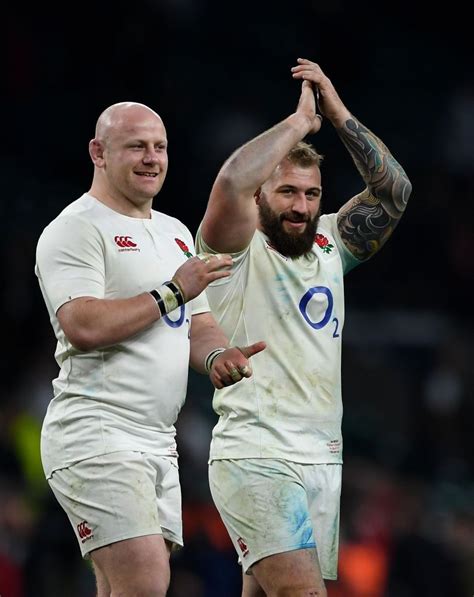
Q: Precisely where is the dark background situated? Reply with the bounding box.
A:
[2,1,473,596]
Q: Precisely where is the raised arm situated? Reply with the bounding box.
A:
[200,81,322,253]
[292,58,412,260]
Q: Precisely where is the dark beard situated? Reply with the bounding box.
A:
[258,197,320,258]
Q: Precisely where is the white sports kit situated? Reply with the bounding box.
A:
[196,213,360,577]
[35,193,209,554]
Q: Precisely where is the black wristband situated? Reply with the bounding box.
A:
[149,289,167,317]
[165,280,185,307]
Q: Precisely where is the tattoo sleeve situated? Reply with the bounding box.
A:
[336,118,412,260]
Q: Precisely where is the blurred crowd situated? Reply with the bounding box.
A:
[2,1,473,595]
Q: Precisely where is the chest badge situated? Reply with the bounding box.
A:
[315,233,334,254]
[175,238,193,259]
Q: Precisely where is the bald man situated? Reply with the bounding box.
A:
[35,102,265,596]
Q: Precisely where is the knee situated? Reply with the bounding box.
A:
[109,575,169,597]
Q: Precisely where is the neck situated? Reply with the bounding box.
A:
[88,182,152,219]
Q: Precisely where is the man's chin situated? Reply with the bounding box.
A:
[282,221,307,234]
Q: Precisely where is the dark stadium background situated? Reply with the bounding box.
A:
[2,1,473,595]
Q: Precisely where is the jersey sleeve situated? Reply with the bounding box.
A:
[190,290,210,316]
[195,223,213,255]
[195,223,250,284]
[35,214,105,313]
[177,223,211,316]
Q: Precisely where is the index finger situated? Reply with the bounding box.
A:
[197,253,233,269]
[208,254,233,271]
[238,341,267,359]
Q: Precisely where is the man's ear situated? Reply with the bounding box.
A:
[254,187,262,204]
[89,139,105,167]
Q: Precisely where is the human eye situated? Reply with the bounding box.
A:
[306,189,321,200]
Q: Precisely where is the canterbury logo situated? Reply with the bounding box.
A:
[237,537,249,557]
[114,235,137,248]
[77,521,93,543]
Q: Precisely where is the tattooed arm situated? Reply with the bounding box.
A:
[335,119,412,259]
[292,58,413,260]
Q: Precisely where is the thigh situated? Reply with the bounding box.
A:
[252,549,327,596]
[209,458,317,574]
[92,561,110,597]
[48,451,182,558]
[91,534,171,595]
[242,570,266,597]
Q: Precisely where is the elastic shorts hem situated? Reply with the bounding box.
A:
[243,543,317,574]
[81,530,183,559]
[244,543,337,579]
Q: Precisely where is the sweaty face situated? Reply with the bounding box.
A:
[257,162,322,258]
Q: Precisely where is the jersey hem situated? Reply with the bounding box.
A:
[208,454,343,465]
[44,448,179,479]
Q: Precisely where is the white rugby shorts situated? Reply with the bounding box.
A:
[48,451,182,557]
[209,458,341,579]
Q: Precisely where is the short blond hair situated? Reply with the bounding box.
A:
[287,141,323,168]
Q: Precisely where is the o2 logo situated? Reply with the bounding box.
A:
[299,286,340,338]
[163,305,185,328]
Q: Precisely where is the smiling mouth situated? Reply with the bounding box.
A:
[284,219,307,226]
[135,172,158,177]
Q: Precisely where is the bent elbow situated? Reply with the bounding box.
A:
[57,298,105,352]
[215,168,241,195]
[397,176,413,213]
[405,178,413,201]
[389,174,412,215]
[65,329,101,352]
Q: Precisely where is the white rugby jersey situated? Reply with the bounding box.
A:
[196,213,360,464]
[35,193,209,478]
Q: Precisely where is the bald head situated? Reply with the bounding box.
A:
[88,101,169,212]
[95,102,164,144]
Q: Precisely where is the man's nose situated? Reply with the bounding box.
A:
[143,149,160,163]
[292,193,309,213]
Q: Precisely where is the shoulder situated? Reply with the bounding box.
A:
[152,209,193,238]
[36,196,106,261]
[57,193,100,219]
[38,195,93,240]
[316,213,337,235]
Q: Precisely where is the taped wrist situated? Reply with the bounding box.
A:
[204,347,227,373]
[149,281,184,317]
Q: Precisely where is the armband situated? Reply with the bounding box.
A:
[149,281,184,317]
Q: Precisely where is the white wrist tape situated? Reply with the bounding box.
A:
[204,347,227,373]
[149,281,184,317]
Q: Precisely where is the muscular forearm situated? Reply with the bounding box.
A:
[189,313,229,374]
[336,117,412,260]
[218,113,312,195]
[57,293,160,351]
